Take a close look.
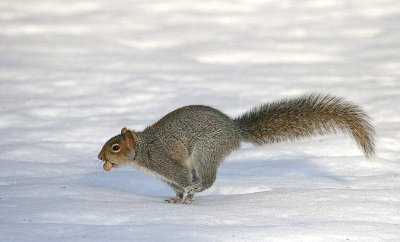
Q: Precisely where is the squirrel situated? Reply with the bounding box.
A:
[98,94,375,204]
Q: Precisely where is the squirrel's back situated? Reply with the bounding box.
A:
[148,105,236,136]
[145,105,241,160]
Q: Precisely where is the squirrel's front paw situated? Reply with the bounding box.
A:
[165,197,182,204]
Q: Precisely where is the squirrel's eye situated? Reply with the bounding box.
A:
[111,144,120,152]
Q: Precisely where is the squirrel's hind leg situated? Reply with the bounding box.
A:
[183,191,195,204]
[165,168,204,204]
[165,182,184,204]
[182,168,203,204]
[181,149,230,203]
[183,169,218,204]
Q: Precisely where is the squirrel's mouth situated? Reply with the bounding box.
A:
[98,153,120,171]
[103,161,119,171]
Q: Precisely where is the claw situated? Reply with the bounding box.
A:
[165,197,182,204]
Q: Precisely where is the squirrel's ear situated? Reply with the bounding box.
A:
[121,127,129,135]
[123,129,138,149]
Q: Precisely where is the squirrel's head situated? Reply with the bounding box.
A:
[97,127,138,170]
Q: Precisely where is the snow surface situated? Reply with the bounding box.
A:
[1,0,400,241]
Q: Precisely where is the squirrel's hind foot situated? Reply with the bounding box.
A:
[165,196,183,204]
[182,198,193,204]
[182,192,195,204]
[165,193,195,204]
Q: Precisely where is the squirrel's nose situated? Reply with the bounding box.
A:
[98,152,106,161]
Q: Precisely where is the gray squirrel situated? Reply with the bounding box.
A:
[98,94,375,204]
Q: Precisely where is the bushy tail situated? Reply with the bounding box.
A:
[233,94,375,158]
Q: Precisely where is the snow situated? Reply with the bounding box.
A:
[1,0,399,241]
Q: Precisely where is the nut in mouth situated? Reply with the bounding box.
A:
[98,153,119,171]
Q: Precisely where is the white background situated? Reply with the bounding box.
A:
[0,0,399,241]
